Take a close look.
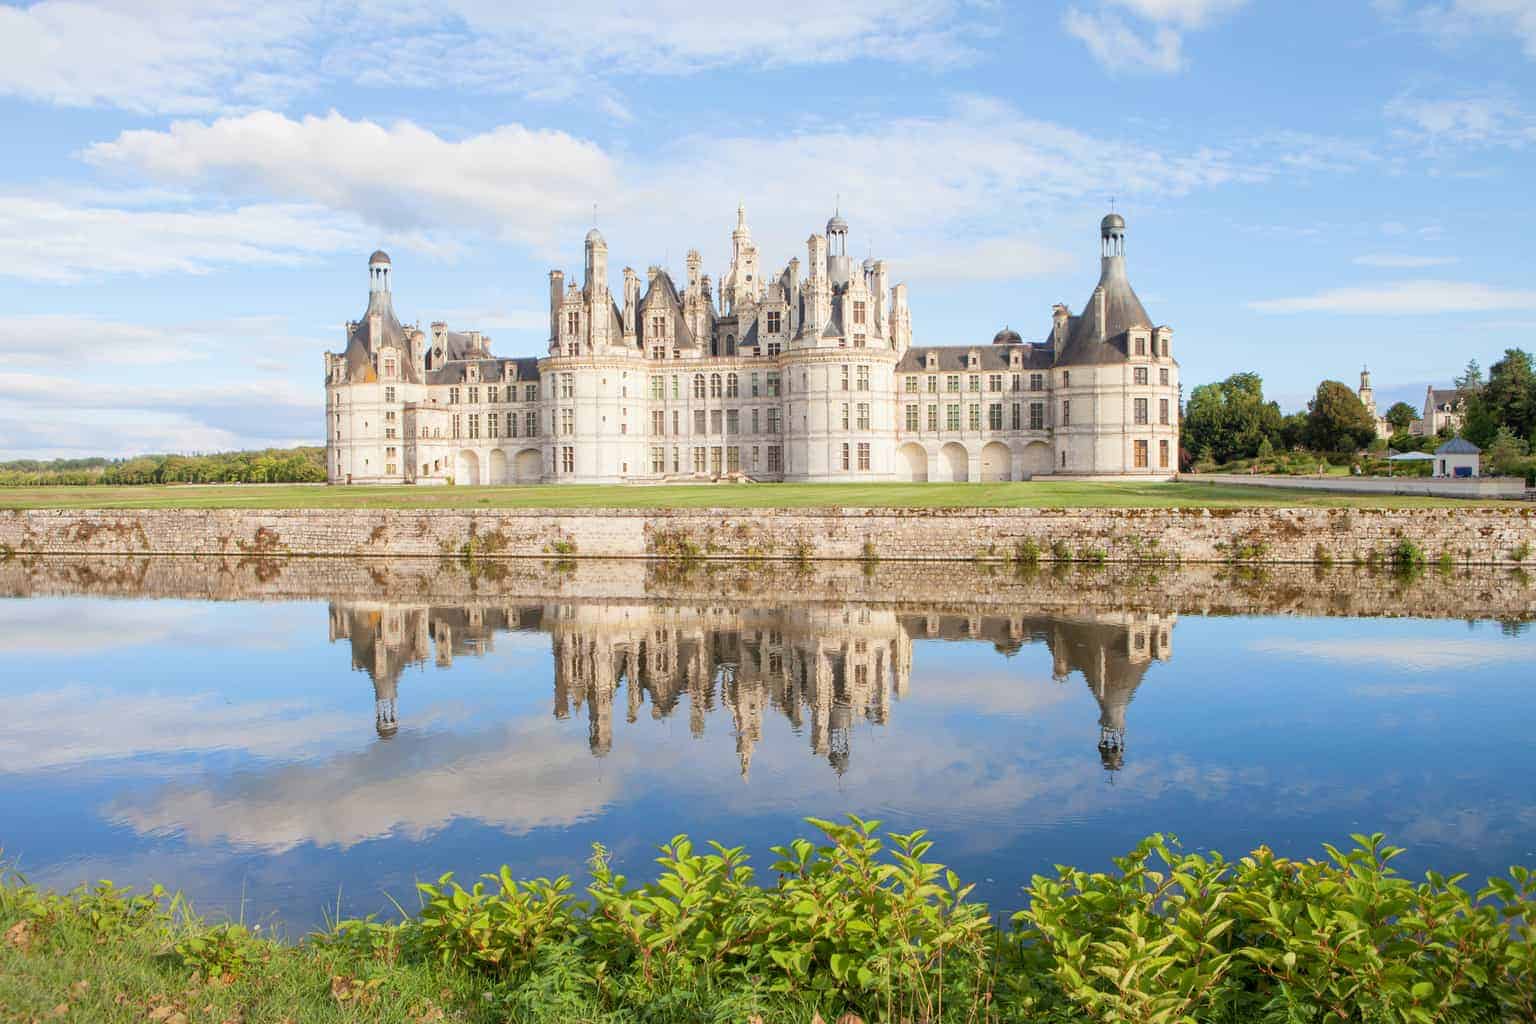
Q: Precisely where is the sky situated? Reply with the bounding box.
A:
[1,0,1534,459]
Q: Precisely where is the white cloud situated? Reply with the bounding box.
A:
[0,373,319,458]
[80,99,1253,286]
[0,315,311,367]
[1250,280,1536,315]
[1386,94,1536,147]
[1064,0,1246,73]
[1064,9,1186,73]
[0,192,370,282]
[85,111,620,253]
[1353,254,1459,268]
[0,1,993,116]
[1377,0,1536,60]
[0,0,318,115]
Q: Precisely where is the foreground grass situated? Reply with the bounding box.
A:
[0,480,1504,510]
[4,821,1534,1024]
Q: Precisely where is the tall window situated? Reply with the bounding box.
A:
[560,375,574,398]
[840,365,850,390]
[946,375,960,393]
[709,374,722,398]
[650,315,666,338]
[525,384,538,402]
[652,410,665,435]
[1135,337,1146,355]
[767,408,781,433]
[856,403,870,430]
[487,413,499,438]
[1062,400,1071,426]
[969,405,982,430]
[726,409,739,434]
[560,409,574,435]
[469,414,480,438]
[383,357,395,377]
[905,404,919,431]
[946,405,961,431]
[856,365,870,391]
[969,374,981,392]
[710,409,723,433]
[693,374,706,399]
[452,414,461,437]
[767,446,781,472]
[562,447,575,473]
[1134,366,1148,385]
[652,447,666,473]
[1030,402,1044,430]
[1160,399,1170,425]
[857,443,870,470]
[988,403,1003,430]
[525,411,538,436]
[384,386,396,403]
[853,300,866,325]
[1160,367,1170,386]
[650,376,664,399]
[751,408,760,433]
[1011,403,1021,430]
[694,409,706,434]
[566,311,580,335]
[651,345,665,360]
[840,443,850,471]
[486,386,498,403]
[927,376,938,393]
[468,387,479,403]
[1134,398,1149,425]
[726,373,739,397]
[766,311,781,333]
[1134,440,1149,468]
[693,447,707,473]
[927,405,938,431]
[1159,439,1170,468]
[841,403,850,430]
[449,387,460,404]
[988,374,1003,393]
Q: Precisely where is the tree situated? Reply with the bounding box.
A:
[1305,380,1377,452]
[1385,401,1417,434]
[1180,371,1283,464]
[1455,359,1484,392]
[1482,348,1536,441]
[1279,411,1309,450]
[1486,427,1529,476]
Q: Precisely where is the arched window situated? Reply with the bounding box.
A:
[709,373,723,398]
[726,373,739,397]
[693,374,706,399]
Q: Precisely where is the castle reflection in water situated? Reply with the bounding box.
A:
[329,601,1175,776]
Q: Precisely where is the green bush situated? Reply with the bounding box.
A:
[6,825,1536,1022]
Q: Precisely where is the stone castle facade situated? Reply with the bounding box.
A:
[325,209,1180,484]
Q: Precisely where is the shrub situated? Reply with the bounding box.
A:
[1390,538,1426,569]
[1012,537,1041,565]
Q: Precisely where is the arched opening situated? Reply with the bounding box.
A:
[981,441,1012,482]
[1019,442,1053,479]
[455,450,481,486]
[896,443,928,482]
[488,449,508,485]
[939,442,969,483]
[514,448,542,483]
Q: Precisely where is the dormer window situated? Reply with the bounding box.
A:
[853,301,866,325]
[382,357,396,378]
[766,311,781,334]
[1135,336,1146,356]
[566,311,580,335]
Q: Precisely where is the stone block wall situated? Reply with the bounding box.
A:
[2,505,1534,565]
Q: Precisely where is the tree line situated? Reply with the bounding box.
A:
[0,447,327,487]
[1181,347,1536,479]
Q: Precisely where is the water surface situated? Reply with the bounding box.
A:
[2,559,1533,934]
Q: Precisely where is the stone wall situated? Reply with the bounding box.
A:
[1197,473,1526,499]
[2,505,1534,565]
[2,554,1533,621]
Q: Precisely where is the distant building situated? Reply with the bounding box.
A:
[323,210,1181,484]
[1422,386,1467,437]
[1434,437,1480,478]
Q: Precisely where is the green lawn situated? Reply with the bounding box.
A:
[0,480,1509,510]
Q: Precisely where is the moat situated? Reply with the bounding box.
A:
[2,557,1534,934]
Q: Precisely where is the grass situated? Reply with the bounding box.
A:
[0,480,1509,511]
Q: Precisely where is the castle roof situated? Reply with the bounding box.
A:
[1055,253,1154,367]
[897,343,1053,372]
[343,290,422,384]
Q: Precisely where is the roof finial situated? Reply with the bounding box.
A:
[1109,195,1116,213]
[592,202,598,227]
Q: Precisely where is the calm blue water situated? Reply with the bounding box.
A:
[2,577,1533,935]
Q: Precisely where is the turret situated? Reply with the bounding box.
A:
[622,266,639,343]
[804,234,829,338]
[548,269,564,349]
[889,282,911,352]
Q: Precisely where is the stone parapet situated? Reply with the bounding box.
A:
[1,505,1534,565]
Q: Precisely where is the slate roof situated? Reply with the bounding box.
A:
[638,269,698,349]
[1435,437,1480,455]
[1429,388,1466,407]
[425,355,540,386]
[343,290,422,384]
[1055,253,1154,367]
[897,343,1054,372]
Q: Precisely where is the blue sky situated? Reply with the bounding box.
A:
[1,0,1534,458]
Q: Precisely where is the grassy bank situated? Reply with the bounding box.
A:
[4,820,1534,1024]
[0,480,1504,510]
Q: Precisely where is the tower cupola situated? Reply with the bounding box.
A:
[369,250,392,294]
[1100,213,1125,258]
